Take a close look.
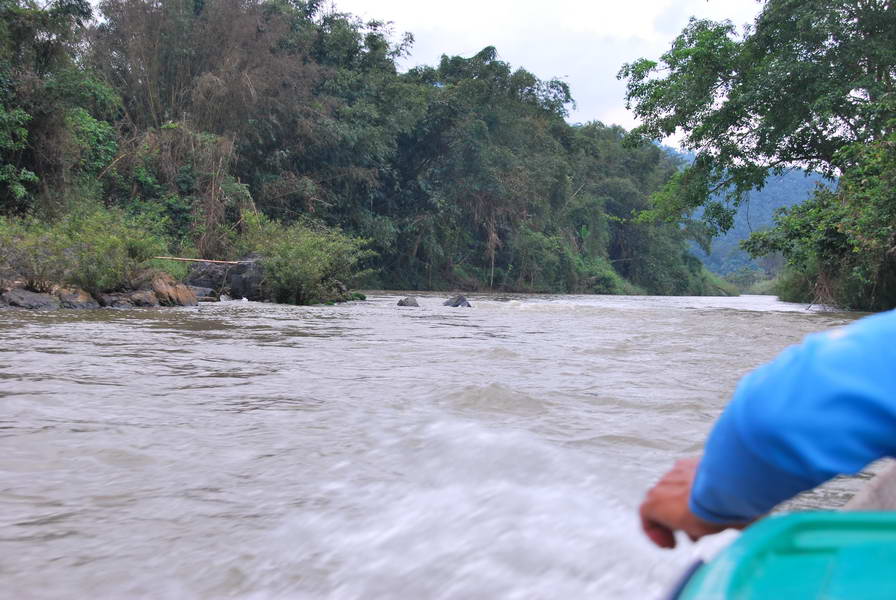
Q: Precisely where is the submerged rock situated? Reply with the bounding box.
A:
[443,295,471,307]
[2,288,60,310]
[57,288,100,309]
[397,296,419,307]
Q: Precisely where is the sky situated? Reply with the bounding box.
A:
[331,0,763,133]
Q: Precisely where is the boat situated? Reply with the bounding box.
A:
[667,462,896,599]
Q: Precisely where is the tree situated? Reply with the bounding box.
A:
[619,0,896,233]
[743,132,896,309]
[0,0,114,215]
[619,0,896,308]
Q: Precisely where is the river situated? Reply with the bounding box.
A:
[1,293,858,599]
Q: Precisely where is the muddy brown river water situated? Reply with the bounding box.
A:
[0,293,859,599]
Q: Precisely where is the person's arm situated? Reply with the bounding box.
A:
[641,309,896,547]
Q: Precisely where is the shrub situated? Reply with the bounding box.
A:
[700,269,739,297]
[576,255,637,295]
[744,132,896,310]
[771,267,817,304]
[59,206,170,294]
[238,212,373,304]
[0,217,68,291]
[0,206,171,295]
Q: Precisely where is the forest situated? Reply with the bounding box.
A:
[0,0,730,303]
[2,0,893,310]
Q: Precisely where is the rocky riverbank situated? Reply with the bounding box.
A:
[0,256,365,310]
[0,269,198,310]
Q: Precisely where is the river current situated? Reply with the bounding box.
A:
[1,293,858,599]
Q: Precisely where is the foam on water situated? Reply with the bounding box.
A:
[251,419,693,599]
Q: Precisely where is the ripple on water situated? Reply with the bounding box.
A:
[433,383,552,417]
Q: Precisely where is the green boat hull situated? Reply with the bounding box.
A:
[676,512,896,600]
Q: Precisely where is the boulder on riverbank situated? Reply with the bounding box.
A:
[184,256,264,300]
[58,288,100,309]
[444,295,471,307]
[2,288,61,310]
[2,256,362,310]
[227,257,264,300]
[98,292,135,308]
[2,267,198,311]
[132,270,197,306]
[130,290,161,307]
[397,296,419,307]
[185,262,228,291]
[97,290,160,308]
[188,286,218,302]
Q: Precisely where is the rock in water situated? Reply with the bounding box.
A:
[443,295,471,307]
[397,296,419,307]
[1,288,61,309]
[57,288,100,309]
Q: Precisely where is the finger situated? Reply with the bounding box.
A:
[641,517,677,549]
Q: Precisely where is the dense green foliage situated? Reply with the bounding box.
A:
[1,0,726,301]
[744,133,896,309]
[0,205,169,294]
[237,212,373,304]
[621,0,896,309]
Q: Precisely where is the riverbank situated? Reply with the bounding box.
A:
[0,206,370,310]
[0,269,197,310]
[0,262,366,310]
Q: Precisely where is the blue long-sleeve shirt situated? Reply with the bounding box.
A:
[689,309,896,524]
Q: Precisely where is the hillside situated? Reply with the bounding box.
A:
[693,170,831,276]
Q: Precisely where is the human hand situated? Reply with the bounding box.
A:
[639,456,733,549]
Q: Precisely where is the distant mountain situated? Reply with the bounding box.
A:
[659,147,832,276]
[693,170,830,275]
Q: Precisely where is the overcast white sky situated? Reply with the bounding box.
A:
[331,0,762,132]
